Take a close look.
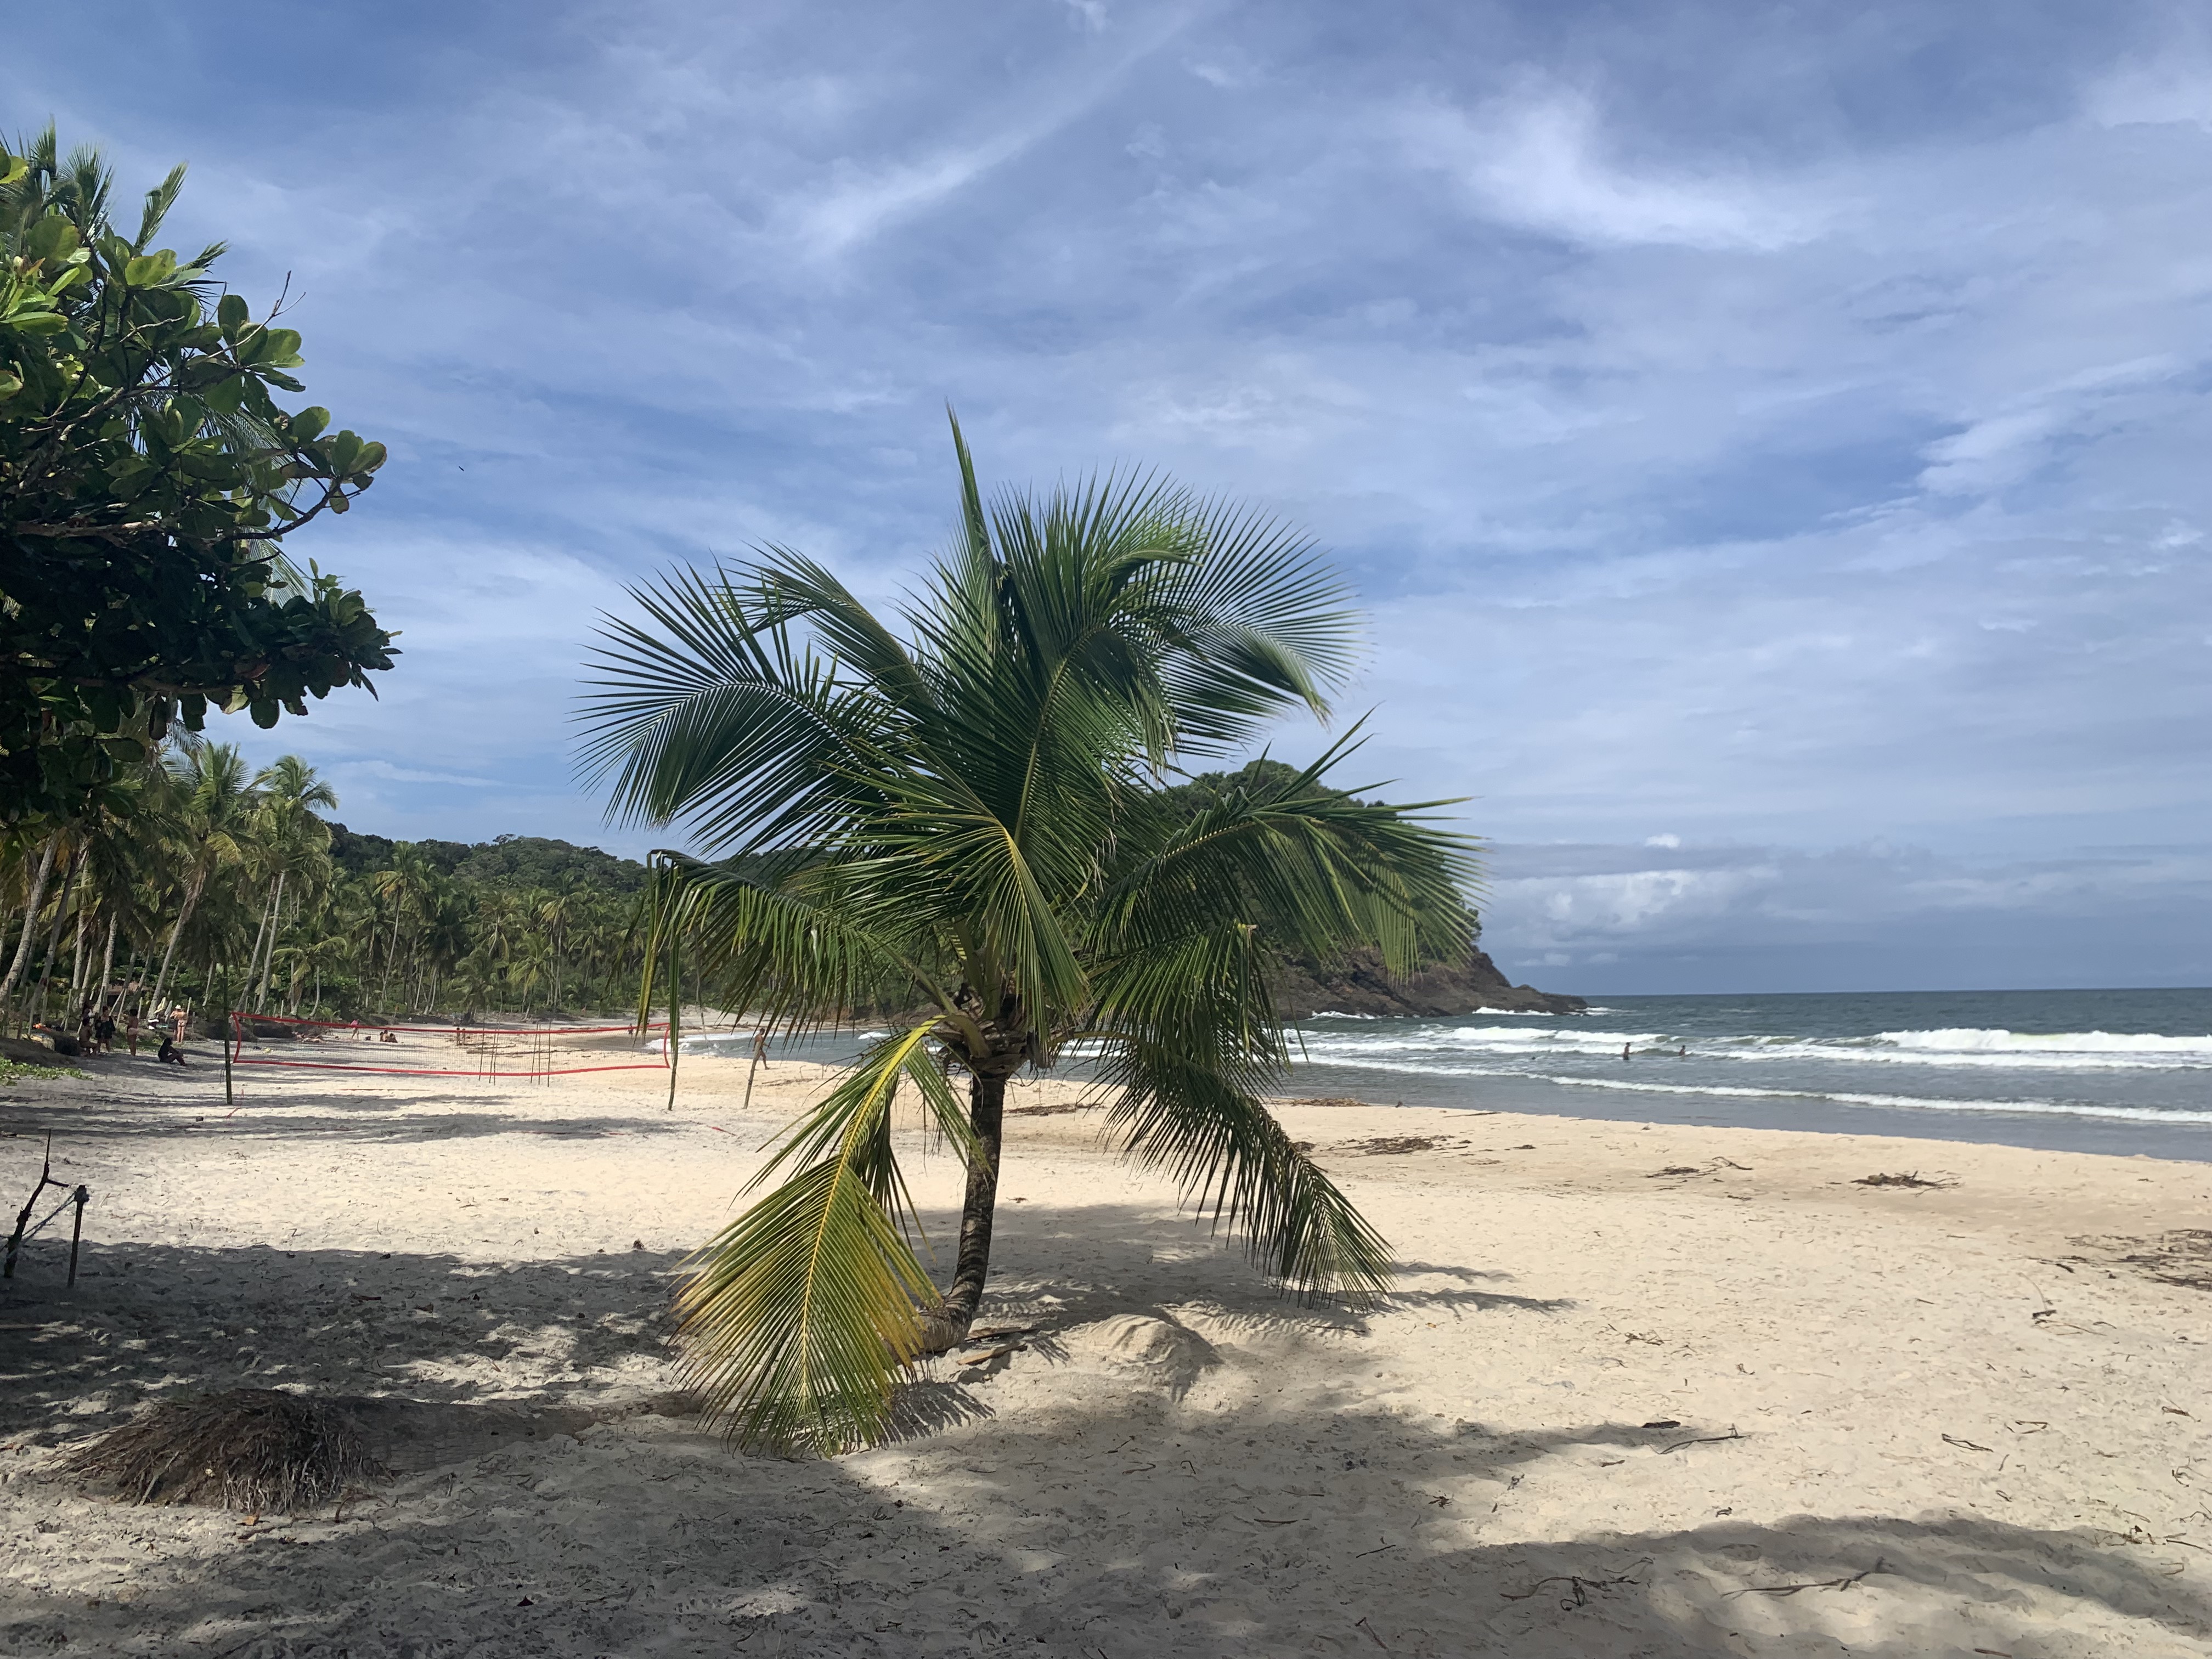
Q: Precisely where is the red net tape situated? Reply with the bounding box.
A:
[229,1012,668,1037]
[220,1011,673,1080]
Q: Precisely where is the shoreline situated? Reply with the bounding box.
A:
[5,1046,2210,1655]
[1285,1060,2212,1164]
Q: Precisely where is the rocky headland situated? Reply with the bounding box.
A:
[1272,945,1586,1018]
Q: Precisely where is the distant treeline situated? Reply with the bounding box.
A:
[327,826,651,896]
[1,743,660,1033]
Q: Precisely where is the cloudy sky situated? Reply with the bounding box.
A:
[10,1,2208,993]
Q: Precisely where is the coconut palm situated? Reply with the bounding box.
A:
[580,421,1477,1449]
[243,757,338,1008]
[148,742,259,1011]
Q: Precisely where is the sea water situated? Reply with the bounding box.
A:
[1285,987,2212,1161]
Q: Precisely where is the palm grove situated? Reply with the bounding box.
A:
[5,131,1482,1452]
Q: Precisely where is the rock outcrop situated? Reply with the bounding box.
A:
[1271,946,1585,1019]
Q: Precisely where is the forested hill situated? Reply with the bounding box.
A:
[327,827,651,894]
[1158,761,1585,1017]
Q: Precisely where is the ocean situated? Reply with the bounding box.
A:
[1283,987,2212,1161]
[718,986,2210,1161]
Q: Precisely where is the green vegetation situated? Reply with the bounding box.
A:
[0,742,654,1034]
[0,1056,80,1085]
[0,127,394,827]
[583,419,1475,1450]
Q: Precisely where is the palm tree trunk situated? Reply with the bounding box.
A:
[925,1066,1010,1352]
[244,879,276,1007]
[27,853,77,1029]
[378,904,402,1013]
[150,863,210,1013]
[98,911,118,1008]
[66,904,87,1019]
[0,834,60,1010]
[253,870,287,1006]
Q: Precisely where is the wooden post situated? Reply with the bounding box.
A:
[4,1135,54,1280]
[66,1186,87,1286]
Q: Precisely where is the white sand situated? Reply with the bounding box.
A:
[3,1028,2210,1657]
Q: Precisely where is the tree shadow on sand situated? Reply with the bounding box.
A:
[5,1209,2207,1655]
[4,1386,2205,1657]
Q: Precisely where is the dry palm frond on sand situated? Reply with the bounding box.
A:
[65,1388,385,1512]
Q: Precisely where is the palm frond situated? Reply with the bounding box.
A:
[577,565,888,855]
[1101,1036,1393,1301]
[673,1025,974,1451]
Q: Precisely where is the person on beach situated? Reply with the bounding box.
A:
[170,1006,188,1041]
[157,1032,187,1066]
[94,1009,115,1053]
[125,1009,142,1056]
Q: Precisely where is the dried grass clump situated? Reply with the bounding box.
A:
[1345,1135,1460,1155]
[65,1388,385,1512]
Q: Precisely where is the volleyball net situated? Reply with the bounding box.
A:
[219,1012,674,1082]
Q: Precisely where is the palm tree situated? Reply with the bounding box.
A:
[148,742,258,1012]
[244,757,338,1008]
[580,420,1476,1450]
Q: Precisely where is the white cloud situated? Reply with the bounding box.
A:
[348,761,500,787]
[1405,85,1832,251]
[2084,51,2212,128]
[1477,839,2212,990]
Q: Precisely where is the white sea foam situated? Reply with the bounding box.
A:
[650,1030,759,1057]
[1526,1073,2212,1126]
[1297,1023,2211,1071]
[1286,1052,2212,1126]
[1872,1027,2212,1056]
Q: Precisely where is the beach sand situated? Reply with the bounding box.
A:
[4,1030,2210,1656]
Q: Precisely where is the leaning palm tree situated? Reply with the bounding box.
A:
[580,420,1477,1451]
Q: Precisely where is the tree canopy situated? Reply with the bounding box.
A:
[0,127,394,826]
[582,419,1477,1449]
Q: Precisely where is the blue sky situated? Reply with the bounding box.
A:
[10,1,2208,992]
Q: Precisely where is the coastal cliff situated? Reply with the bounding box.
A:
[1272,945,1586,1019]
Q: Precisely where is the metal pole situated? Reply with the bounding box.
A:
[221,962,234,1107]
[665,891,681,1113]
[66,1186,87,1286]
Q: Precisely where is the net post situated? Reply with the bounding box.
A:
[219,966,234,1108]
[66,1186,87,1286]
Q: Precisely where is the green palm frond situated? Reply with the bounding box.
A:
[1101,1037,1393,1300]
[672,1025,977,1451]
[576,564,888,856]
